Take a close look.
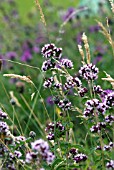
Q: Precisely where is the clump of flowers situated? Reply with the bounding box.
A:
[0,109,10,138]
[69,148,87,164]
[79,63,99,80]
[45,121,65,140]
[0,108,55,169]
[41,43,62,59]
[106,160,114,169]
[1,17,114,169]
[41,31,114,169]
[26,139,55,165]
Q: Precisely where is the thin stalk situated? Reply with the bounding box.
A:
[13,106,24,135]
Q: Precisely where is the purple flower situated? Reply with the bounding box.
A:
[46,96,54,106]
[76,32,83,44]
[62,7,75,22]
[22,41,33,51]
[88,25,100,33]
[0,121,10,135]
[93,55,102,65]
[15,136,26,144]
[64,76,82,91]
[31,139,50,154]
[106,160,114,169]
[57,99,71,111]
[61,58,73,69]
[41,59,56,71]
[104,91,114,107]
[43,77,54,88]
[41,43,62,59]
[6,51,17,60]
[83,99,107,117]
[33,46,40,53]
[73,153,87,163]
[95,45,106,55]
[21,50,32,62]
[35,36,46,44]
[93,85,103,94]
[26,152,37,163]
[11,10,19,18]
[105,115,114,125]
[79,63,99,80]
[90,122,106,133]
[93,45,107,64]
[0,109,8,120]
[100,89,113,102]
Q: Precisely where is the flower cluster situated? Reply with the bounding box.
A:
[104,91,114,107]
[106,160,114,169]
[69,148,87,163]
[45,122,65,140]
[54,82,62,89]
[26,139,55,164]
[93,85,103,94]
[0,109,8,119]
[41,59,56,72]
[79,63,99,80]
[0,109,10,137]
[69,148,78,156]
[54,97,71,111]
[14,135,26,144]
[90,122,106,133]
[40,38,113,169]
[41,43,62,72]
[0,109,54,169]
[83,99,107,117]
[0,144,8,157]
[43,77,62,89]
[103,142,114,151]
[96,142,114,151]
[41,43,62,59]
[73,153,87,163]
[0,121,10,136]
[64,76,82,90]
[105,115,114,125]
[43,77,54,88]
[61,58,73,69]
[78,87,88,97]
[9,150,22,159]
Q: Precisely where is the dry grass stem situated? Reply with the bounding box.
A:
[82,33,91,64]
[52,71,63,96]
[78,44,85,64]
[9,91,21,107]
[102,71,114,88]
[3,74,34,85]
[58,7,88,41]
[60,7,88,29]
[97,20,114,54]
[109,0,114,13]
[35,0,46,26]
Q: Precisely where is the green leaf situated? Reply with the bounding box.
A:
[69,122,74,128]
[72,144,86,153]
[51,158,63,169]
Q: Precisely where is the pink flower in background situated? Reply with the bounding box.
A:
[46,96,54,106]
[33,46,40,54]
[88,25,100,33]
[93,55,102,65]
[6,51,17,60]
[62,7,75,22]
[21,50,32,62]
